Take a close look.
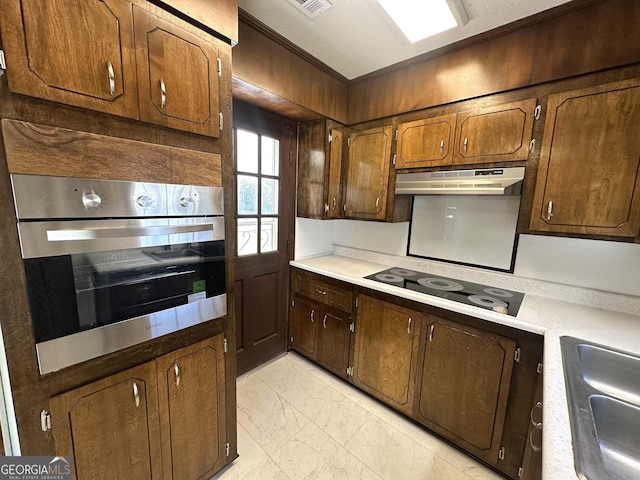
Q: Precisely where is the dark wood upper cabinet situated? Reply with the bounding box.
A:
[530,79,640,238]
[415,316,516,466]
[396,114,456,169]
[134,6,222,137]
[297,119,345,219]
[453,98,537,165]
[49,362,163,480]
[152,0,238,44]
[0,0,139,118]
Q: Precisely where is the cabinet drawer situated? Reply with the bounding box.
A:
[298,279,353,312]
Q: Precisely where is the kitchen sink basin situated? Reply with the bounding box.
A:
[561,336,640,480]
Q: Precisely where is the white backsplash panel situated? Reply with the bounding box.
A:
[408,195,521,271]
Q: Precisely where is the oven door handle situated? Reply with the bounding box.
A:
[18,217,225,259]
[46,223,213,241]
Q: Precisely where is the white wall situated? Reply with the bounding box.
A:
[295,218,640,297]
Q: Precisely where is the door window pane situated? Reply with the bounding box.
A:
[238,175,258,215]
[261,136,280,176]
[237,129,258,174]
[237,218,258,256]
[261,178,279,215]
[261,218,278,253]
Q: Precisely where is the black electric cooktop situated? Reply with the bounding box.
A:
[365,267,524,316]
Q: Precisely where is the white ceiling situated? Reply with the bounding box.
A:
[238,0,574,80]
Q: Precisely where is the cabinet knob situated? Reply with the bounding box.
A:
[160,78,167,109]
[107,60,115,96]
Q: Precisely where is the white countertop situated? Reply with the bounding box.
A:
[290,253,640,480]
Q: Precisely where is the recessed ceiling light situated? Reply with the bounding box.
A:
[377,0,468,43]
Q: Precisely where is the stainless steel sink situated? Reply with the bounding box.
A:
[561,336,640,480]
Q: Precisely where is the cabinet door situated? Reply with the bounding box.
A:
[318,310,351,377]
[352,295,421,414]
[453,99,537,165]
[530,79,640,237]
[396,114,456,169]
[290,296,319,359]
[417,316,516,465]
[49,362,162,480]
[0,0,138,118]
[133,7,221,137]
[326,128,345,219]
[156,335,227,480]
[345,126,393,220]
[520,372,543,480]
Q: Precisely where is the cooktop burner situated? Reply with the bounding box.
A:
[365,267,524,316]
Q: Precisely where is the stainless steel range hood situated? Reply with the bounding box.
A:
[395,167,525,195]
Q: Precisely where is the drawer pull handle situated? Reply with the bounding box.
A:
[311,309,315,323]
[407,317,412,334]
[323,314,327,329]
[315,289,327,295]
[428,324,435,342]
[547,200,553,221]
[463,137,468,153]
[530,401,542,426]
[439,140,444,154]
[107,60,115,96]
[174,363,181,387]
[133,382,140,408]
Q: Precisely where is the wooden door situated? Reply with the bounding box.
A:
[290,296,318,359]
[0,0,138,118]
[453,99,536,165]
[396,114,456,169]
[352,295,421,415]
[530,79,640,237]
[234,103,296,375]
[417,316,516,465]
[156,336,227,480]
[133,7,221,137]
[345,125,393,220]
[318,309,351,377]
[49,362,162,480]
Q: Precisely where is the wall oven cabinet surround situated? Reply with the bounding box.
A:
[0,0,227,137]
[395,99,538,170]
[530,79,640,238]
[11,174,226,374]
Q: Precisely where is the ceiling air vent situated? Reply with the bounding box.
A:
[286,0,333,19]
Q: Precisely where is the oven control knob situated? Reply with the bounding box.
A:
[179,196,194,208]
[82,192,102,208]
[136,195,153,208]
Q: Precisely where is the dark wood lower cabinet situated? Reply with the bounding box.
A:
[289,268,544,480]
[49,362,163,480]
[49,335,227,480]
[290,294,351,378]
[156,336,227,480]
[352,294,422,416]
[414,316,516,466]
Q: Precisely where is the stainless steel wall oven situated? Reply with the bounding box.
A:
[11,174,226,374]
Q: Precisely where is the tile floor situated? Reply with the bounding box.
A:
[213,352,506,480]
